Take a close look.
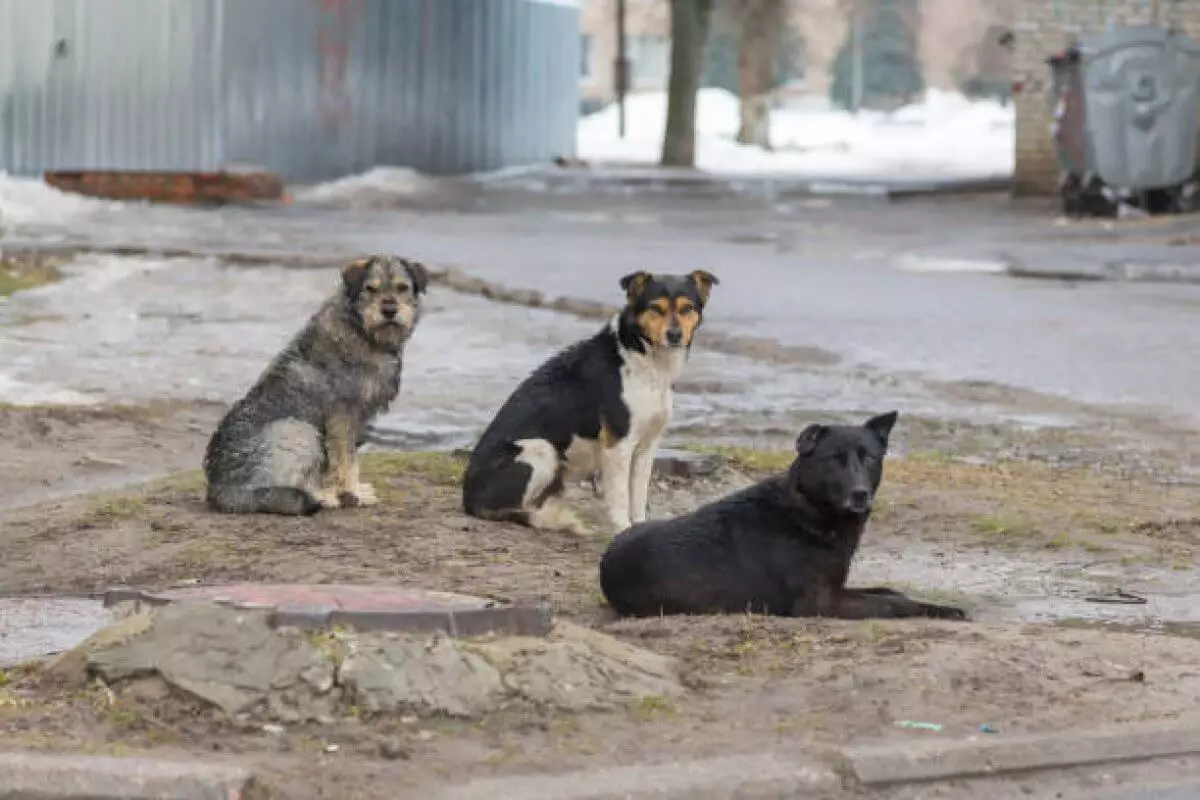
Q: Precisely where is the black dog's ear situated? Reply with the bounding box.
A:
[341,257,371,294]
[403,259,430,296]
[864,411,899,447]
[795,424,828,456]
[620,270,652,299]
[688,270,719,306]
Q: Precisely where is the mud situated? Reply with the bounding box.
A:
[2,452,1200,798]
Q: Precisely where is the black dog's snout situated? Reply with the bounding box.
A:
[846,489,871,512]
[666,328,683,345]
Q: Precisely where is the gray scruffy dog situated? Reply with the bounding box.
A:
[204,255,429,515]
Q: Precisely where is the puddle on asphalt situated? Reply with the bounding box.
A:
[0,596,114,666]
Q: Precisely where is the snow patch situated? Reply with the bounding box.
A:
[577,88,1014,181]
[0,172,123,229]
[292,166,441,207]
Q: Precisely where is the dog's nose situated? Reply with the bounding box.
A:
[845,489,871,512]
[381,304,398,320]
[666,328,683,346]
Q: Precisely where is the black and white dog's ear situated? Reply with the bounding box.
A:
[619,270,652,297]
[687,270,719,306]
[795,424,828,456]
[864,411,899,448]
[403,259,430,296]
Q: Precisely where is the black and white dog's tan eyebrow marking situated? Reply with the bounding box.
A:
[462,269,719,535]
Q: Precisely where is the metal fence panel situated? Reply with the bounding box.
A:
[0,0,224,175]
[0,0,580,181]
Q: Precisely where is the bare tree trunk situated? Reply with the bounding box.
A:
[735,0,784,149]
[661,0,715,167]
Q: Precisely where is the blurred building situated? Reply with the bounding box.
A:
[0,0,581,182]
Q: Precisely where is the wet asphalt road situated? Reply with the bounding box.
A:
[9,183,1199,437]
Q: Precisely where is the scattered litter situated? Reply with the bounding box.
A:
[896,720,943,732]
[1083,588,1147,605]
[74,453,126,469]
[262,724,284,736]
[979,723,998,734]
[323,743,339,754]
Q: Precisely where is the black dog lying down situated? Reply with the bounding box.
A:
[599,412,967,621]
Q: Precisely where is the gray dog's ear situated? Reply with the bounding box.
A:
[795,424,828,456]
[620,270,652,298]
[864,411,899,447]
[404,259,430,296]
[341,257,371,293]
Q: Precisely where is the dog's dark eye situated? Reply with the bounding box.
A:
[678,305,696,316]
[364,285,378,294]
[394,282,409,294]
[648,306,667,316]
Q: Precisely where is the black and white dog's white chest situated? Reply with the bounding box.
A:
[618,348,682,441]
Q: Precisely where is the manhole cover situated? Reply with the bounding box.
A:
[102,583,551,638]
[106,583,496,612]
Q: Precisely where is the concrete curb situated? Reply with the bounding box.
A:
[434,753,839,800]
[503,165,1012,200]
[0,751,263,800]
[1006,259,1200,284]
[843,718,1200,786]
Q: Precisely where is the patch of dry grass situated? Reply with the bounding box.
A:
[362,451,465,487]
[0,253,63,296]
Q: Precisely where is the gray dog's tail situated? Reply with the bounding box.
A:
[207,485,322,516]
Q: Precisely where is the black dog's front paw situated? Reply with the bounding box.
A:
[920,602,969,621]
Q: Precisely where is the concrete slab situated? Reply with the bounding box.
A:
[102,584,553,638]
[434,753,839,800]
[0,750,262,800]
[652,448,725,479]
[843,718,1200,786]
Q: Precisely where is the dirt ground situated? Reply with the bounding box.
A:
[0,402,222,512]
[3,407,1200,797]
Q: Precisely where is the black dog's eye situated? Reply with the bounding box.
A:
[862,454,879,466]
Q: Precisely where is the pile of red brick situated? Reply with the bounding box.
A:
[44,170,285,205]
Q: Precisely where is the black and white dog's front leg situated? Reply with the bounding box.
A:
[600,440,636,533]
[628,432,664,524]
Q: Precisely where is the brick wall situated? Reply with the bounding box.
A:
[1013,0,1200,195]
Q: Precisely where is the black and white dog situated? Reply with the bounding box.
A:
[462,270,718,535]
[599,412,968,621]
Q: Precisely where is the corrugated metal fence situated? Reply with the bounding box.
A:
[0,0,580,182]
